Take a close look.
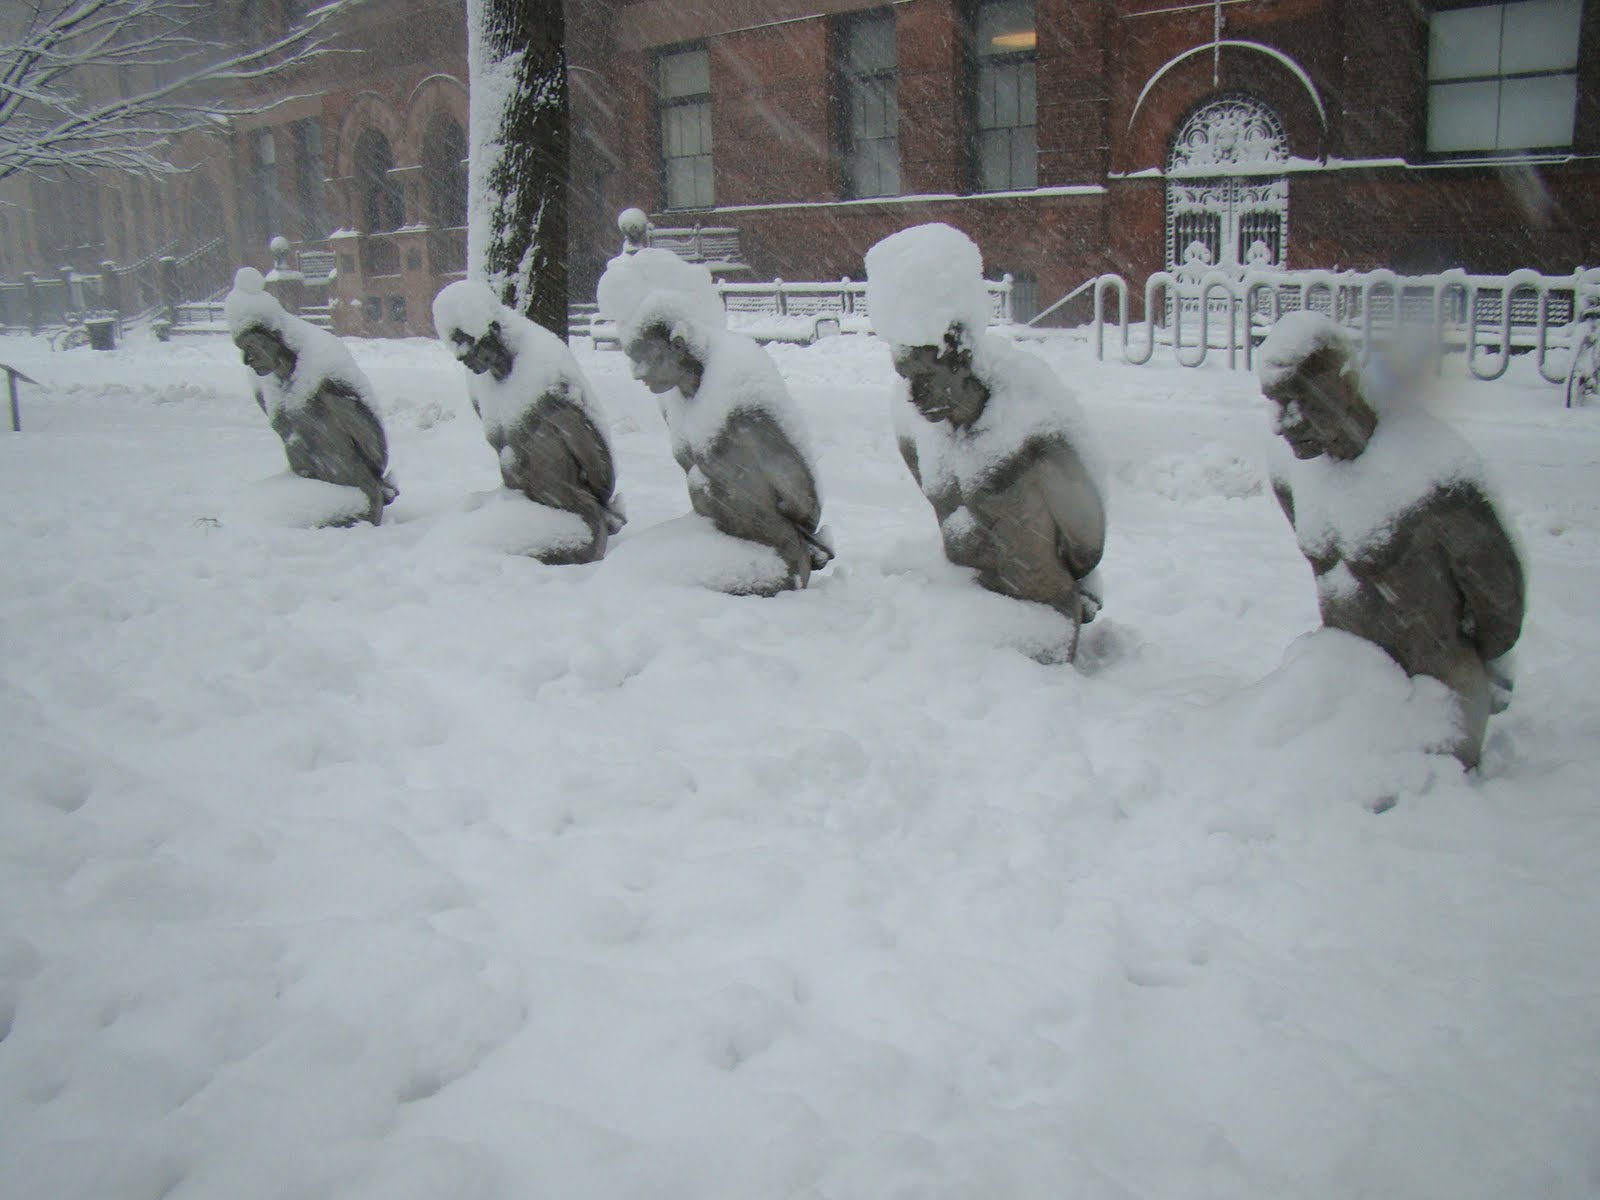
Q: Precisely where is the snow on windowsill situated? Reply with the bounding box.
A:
[1113,151,1599,180]
[712,185,1107,215]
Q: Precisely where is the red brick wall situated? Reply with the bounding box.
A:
[1291,165,1600,275]
[713,20,837,206]
[1038,0,1107,185]
[577,0,1600,319]
[728,193,1106,304]
[897,0,966,195]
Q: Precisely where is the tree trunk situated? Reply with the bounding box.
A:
[466,0,568,337]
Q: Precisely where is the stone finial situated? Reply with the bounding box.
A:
[618,208,649,256]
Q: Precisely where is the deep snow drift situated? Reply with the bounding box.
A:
[2,328,1599,1200]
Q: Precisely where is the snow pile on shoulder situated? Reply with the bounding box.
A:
[433,280,611,446]
[1260,314,1496,557]
[893,334,1104,497]
[223,267,376,415]
[1255,310,1355,391]
[657,327,818,472]
[596,248,725,344]
[864,223,993,348]
[1268,395,1491,559]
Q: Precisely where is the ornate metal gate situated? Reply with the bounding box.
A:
[1165,95,1289,273]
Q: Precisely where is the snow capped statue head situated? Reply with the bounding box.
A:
[864,223,992,352]
[596,247,725,347]
[433,279,503,345]
[433,279,518,382]
[224,267,282,340]
[1258,312,1374,462]
[1257,311,1354,392]
[225,266,370,410]
[225,267,300,381]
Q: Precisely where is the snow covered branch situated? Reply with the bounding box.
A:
[0,0,359,185]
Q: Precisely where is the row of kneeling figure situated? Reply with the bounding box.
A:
[223,222,1525,770]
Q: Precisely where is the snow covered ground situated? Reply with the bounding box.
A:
[2,326,1598,1199]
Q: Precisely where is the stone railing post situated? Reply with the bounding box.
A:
[61,265,79,317]
[159,255,180,326]
[100,260,123,320]
[263,236,304,314]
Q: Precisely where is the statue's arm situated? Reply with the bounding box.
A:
[1034,444,1106,580]
[1442,485,1525,660]
[1271,476,1296,527]
[897,433,922,488]
[323,382,389,477]
[552,401,616,501]
[734,414,821,532]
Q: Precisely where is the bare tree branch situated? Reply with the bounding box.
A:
[0,0,361,185]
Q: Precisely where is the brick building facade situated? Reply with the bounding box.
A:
[3,0,1596,336]
[580,0,1600,323]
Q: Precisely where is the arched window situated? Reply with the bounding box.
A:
[354,128,403,233]
[422,112,468,229]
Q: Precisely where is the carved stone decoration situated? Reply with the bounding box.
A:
[1165,94,1290,273]
[1167,95,1290,174]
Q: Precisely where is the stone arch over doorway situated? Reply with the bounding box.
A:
[1164,93,1289,273]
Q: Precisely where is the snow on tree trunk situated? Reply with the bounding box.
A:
[466,0,568,337]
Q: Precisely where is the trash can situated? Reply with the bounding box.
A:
[85,317,117,351]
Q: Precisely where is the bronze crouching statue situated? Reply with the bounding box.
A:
[1259,313,1525,768]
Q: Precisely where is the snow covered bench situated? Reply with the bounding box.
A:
[646,226,749,277]
[172,300,230,335]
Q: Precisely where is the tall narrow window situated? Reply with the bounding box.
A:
[659,47,713,209]
[354,129,403,233]
[252,128,280,243]
[841,11,900,198]
[422,112,469,229]
[1427,0,1581,153]
[292,119,328,240]
[973,0,1037,191]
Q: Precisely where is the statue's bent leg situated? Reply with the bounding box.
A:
[533,508,607,566]
[1438,657,1492,770]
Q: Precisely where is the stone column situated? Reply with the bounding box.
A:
[100,260,123,319]
[159,256,180,326]
[23,272,39,334]
[327,229,362,335]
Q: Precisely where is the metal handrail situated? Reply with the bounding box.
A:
[1027,275,1098,328]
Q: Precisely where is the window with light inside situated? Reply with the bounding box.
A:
[974,0,1037,191]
